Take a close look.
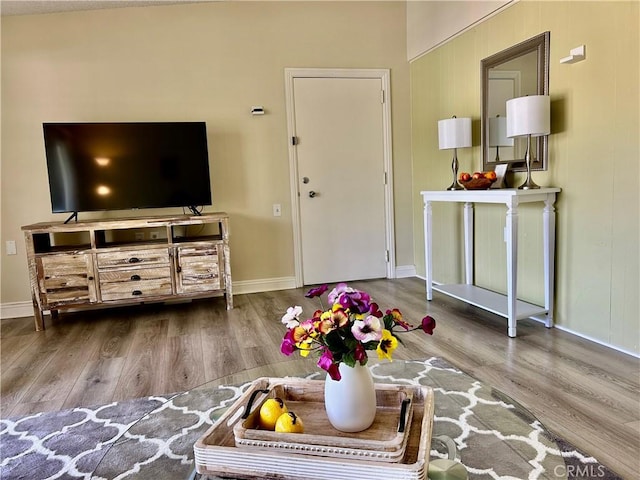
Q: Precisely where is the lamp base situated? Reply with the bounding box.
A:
[518,178,540,190]
[446,148,464,191]
[518,134,541,190]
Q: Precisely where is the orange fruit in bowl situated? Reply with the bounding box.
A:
[484,171,497,181]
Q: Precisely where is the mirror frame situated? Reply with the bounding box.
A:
[481,31,550,172]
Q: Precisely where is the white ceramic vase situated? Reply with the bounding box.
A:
[324,362,377,432]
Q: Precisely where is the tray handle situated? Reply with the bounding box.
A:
[397,397,411,433]
[242,388,270,419]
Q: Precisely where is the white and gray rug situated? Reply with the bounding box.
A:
[1,358,620,480]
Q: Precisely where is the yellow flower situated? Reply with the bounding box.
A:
[376,329,398,361]
[297,340,313,357]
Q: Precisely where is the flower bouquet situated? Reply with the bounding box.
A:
[280,283,436,381]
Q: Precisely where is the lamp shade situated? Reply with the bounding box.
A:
[506,95,550,138]
[488,116,514,147]
[438,117,472,150]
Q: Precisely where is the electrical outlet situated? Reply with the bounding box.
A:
[150,231,159,240]
[6,240,17,255]
[135,232,145,240]
[273,204,282,217]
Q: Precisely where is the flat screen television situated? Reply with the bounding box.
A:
[43,122,212,219]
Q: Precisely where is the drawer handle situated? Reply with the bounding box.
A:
[131,274,141,281]
[176,266,182,273]
[88,276,94,281]
[128,257,141,264]
[132,290,143,296]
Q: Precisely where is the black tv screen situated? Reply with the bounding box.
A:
[43,122,212,214]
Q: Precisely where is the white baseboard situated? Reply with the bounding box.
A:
[1,301,34,319]
[395,265,417,278]
[232,276,297,295]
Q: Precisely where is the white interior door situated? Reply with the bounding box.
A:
[289,74,390,285]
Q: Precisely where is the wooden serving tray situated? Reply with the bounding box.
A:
[233,377,413,462]
[194,377,435,480]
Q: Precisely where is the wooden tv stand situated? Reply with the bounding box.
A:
[22,213,232,331]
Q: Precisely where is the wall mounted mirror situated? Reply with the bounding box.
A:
[482,31,550,172]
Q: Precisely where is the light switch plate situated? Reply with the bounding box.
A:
[6,240,17,255]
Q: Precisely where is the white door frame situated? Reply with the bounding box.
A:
[284,68,396,287]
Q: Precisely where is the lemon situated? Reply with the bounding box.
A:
[275,412,305,433]
[258,397,288,430]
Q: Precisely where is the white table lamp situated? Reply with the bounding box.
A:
[488,115,513,161]
[438,116,472,190]
[506,95,550,189]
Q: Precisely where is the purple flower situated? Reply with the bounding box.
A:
[421,315,436,335]
[351,315,382,343]
[338,290,371,314]
[328,283,351,304]
[305,284,328,298]
[280,329,296,356]
[317,349,341,381]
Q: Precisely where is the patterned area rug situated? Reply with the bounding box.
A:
[1,358,620,480]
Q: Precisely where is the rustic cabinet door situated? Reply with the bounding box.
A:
[37,253,97,306]
[175,245,222,294]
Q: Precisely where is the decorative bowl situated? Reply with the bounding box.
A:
[460,177,496,190]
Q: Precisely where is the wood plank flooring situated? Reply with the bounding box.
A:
[1,278,638,478]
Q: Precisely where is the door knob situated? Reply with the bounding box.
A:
[308,191,317,198]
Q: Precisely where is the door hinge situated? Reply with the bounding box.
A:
[385,250,389,262]
[292,136,298,146]
[384,172,388,185]
[380,90,385,104]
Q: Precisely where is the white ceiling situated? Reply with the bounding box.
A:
[0,0,211,16]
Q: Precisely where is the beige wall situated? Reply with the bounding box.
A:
[406,0,511,61]
[0,1,412,304]
[411,1,639,354]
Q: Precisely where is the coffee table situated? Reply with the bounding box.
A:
[92,358,568,479]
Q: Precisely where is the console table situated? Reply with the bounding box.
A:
[22,213,232,331]
[421,188,560,337]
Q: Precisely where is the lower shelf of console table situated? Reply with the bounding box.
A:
[433,284,549,321]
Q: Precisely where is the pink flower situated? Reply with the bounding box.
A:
[354,343,367,363]
[280,329,296,356]
[317,349,341,381]
[421,315,436,335]
[369,302,383,318]
[351,315,382,343]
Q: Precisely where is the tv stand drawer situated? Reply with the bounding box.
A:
[99,266,171,284]
[101,279,173,301]
[97,249,170,269]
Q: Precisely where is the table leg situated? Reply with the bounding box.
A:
[424,200,433,301]
[543,195,557,328]
[463,202,474,285]
[505,199,519,337]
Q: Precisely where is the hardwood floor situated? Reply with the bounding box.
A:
[1,278,638,478]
